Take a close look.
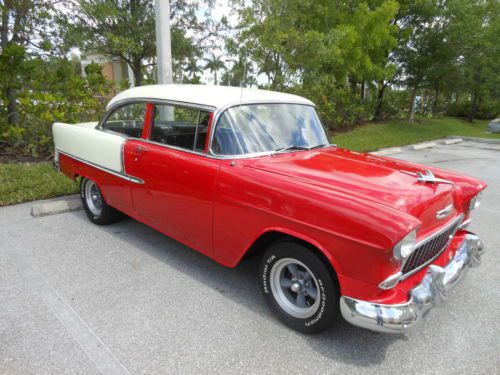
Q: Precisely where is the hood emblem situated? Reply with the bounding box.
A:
[436,204,453,220]
[416,169,454,185]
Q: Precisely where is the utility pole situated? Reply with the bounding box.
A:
[155,0,173,84]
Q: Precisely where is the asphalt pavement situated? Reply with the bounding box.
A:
[1,140,499,374]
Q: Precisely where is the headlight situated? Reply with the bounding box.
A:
[393,230,417,260]
[469,191,483,211]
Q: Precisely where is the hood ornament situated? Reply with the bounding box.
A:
[416,169,454,185]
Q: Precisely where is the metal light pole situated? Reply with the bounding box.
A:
[155,0,173,84]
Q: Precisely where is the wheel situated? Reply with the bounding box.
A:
[80,177,122,225]
[259,240,339,334]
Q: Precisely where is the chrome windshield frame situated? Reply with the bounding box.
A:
[207,101,325,159]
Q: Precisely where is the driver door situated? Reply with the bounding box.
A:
[124,103,220,255]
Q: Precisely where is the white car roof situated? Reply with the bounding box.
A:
[106,84,314,110]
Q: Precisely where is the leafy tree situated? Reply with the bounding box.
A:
[0,0,59,125]
[1,57,114,157]
[372,0,438,120]
[446,0,499,121]
[231,0,399,128]
[60,0,212,86]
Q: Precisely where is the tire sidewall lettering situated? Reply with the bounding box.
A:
[262,254,276,294]
[304,278,326,327]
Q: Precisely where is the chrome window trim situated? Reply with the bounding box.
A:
[57,149,144,184]
[193,110,202,152]
[98,98,215,131]
[148,102,211,153]
[400,213,464,280]
[99,99,325,161]
[98,101,148,133]
[207,101,321,159]
[138,138,210,157]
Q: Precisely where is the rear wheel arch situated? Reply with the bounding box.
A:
[76,173,109,201]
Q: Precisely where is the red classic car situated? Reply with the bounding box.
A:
[53,84,486,334]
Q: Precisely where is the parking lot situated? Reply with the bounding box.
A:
[1,140,499,375]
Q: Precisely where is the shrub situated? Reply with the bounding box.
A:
[0,59,114,159]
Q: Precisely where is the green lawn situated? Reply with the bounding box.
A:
[0,162,78,206]
[333,117,499,152]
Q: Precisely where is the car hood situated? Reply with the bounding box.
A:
[243,147,459,235]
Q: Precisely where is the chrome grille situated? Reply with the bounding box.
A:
[402,216,463,276]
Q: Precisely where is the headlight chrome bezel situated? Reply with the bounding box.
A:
[393,230,417,261]
[469,191,483,211]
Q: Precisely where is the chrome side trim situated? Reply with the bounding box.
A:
[378,271,402,290]
[53,149,60,172]
[459,219,471,230]
[57,150,144,184]
[400,214,464,280]
[436,204,453,220]
[341,233,485,334]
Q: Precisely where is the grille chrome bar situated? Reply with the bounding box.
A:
[401,214,464,279]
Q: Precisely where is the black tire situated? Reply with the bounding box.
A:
[80,177,122,225]
[259,240,339,334]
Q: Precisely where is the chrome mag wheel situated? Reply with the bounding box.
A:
[84,180,103,216]
[269,258,321,319]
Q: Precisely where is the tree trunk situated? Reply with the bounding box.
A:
[132,60,142,86]
[349,77,357,95]
[432,87,439,118]
[214,71,218,86]
[373,82,386,121]
[468,91,478,122]
[360,81,366,100]
[408,86,417,122]
[6,86,18,125]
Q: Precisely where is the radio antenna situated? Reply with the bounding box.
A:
[230,51,248,167]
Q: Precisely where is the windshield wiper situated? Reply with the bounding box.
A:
[308,143,328,150]
[273,144,328,154]
[273,145,310,154]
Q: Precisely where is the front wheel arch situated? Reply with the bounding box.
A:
[242,229,341,293]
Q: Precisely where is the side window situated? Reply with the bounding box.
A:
[151,104,210,152]
[102,103,146,138]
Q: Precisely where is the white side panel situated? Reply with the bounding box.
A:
[53,122,124,172]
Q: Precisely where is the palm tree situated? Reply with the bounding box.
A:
[185,59,202,79]
[246,75,258,88]
[204,54,226,85]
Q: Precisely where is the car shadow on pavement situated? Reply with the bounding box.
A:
[72,211,404,367]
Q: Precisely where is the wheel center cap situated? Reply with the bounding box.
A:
[290,281,302,293]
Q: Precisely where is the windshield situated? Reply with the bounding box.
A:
[212,103,328,155]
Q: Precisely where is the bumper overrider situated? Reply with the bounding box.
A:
[340,233,485,334]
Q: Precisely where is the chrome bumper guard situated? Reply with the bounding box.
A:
[340,233,485,334]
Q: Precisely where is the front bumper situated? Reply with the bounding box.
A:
[339,233,485,334]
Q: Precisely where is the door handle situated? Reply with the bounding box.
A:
[135,145,150,154]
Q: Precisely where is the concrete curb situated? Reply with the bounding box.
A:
[369,147,402,156]
[411,142,437,150]
[447,136,500,144]
[31,196,82,218]
[443,138,463,145]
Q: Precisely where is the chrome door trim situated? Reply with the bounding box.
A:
[57,150,144,184]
